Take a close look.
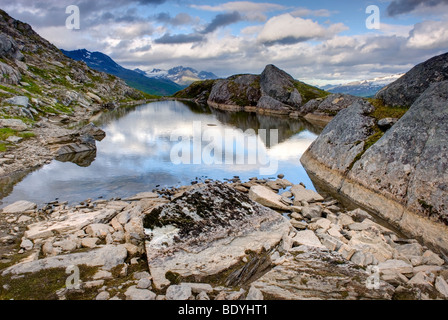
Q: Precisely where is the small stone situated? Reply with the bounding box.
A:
[290,219,307,230]
[292,230,324,248]
[85,224,112,239]
[301,205,323,219]
[93,270,113,280]
[246,286,263,300]
[435,276,448,298]
[137,278,152,289]
[165,285,192,300]
[133,271,151,280]
[197,291,210,300]
[96,291,110,300]
[20,238,33,251]
[338,214,355,227]
[84,280,105,289]
[408,271,435,286]
[315,218,331,231]
[338,245,356,260]
[181,283,213,294]
[422,250,445,266]
[125,286,156,300]
[81,237,99,249]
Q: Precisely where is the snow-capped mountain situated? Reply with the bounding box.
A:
[137,66,219,86]
[61,49,183,96]
[322,74,405,97]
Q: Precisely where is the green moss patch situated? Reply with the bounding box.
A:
[294,81,330,104]
[368,98,409,120]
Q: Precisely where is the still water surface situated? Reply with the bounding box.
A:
[0,101,323,206]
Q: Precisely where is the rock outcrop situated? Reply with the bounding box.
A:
[376,52,448,107]
[301,52,448,254]
[176,65,329,116]
[143,182,292,289]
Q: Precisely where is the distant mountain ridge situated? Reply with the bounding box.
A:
[321,74,404,97]
[60,49,182,96]
[138,66,219,86]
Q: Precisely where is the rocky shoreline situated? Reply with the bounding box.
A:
[0,98,156,181]
[1,176,447,300]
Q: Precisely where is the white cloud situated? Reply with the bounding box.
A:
[407,20,448,49]
[257,14,348,45]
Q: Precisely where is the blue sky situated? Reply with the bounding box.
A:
[1,0,448,85]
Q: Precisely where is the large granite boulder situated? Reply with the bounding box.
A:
[350,81,448,225]
[376,52,448,107]
[143,182,291,289]
[304,99,376,172]
[301,80,448,252]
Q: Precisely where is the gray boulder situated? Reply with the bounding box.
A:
[350,81,448,226]
[304,99,376,172]
[208,74,261,107]
[0,33,23,60]
[260,64,302,108]
[0,61,21,85]
[5,96,29,108]
[144,182,291,289]
[376,52,448,107]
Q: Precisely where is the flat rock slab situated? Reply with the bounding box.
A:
[251,247,395,300]
[249,185,290,211]
[291,185,324,205]
[2,245,128,275]
[292,230,325,248]
[124,192,159,201]
[1,200,36,214]
[144,182,292,289]
[0,119,28,131]
[25,208,118,240]
[378,259,414,275]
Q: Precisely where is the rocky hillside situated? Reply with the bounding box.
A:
[376,52,448,107]
[175,65,330,117]
[0,9,151,176]
[301,52,448,253]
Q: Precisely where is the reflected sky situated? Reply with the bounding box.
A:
[0,101,321,206]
